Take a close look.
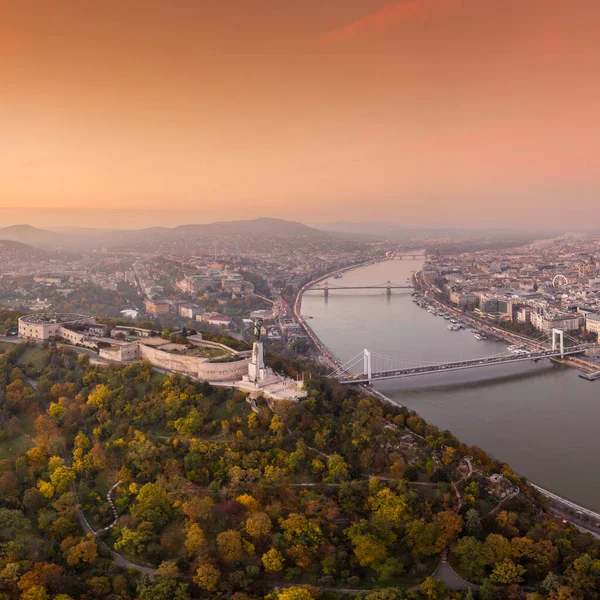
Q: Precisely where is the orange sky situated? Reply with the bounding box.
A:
[1,0,599,229]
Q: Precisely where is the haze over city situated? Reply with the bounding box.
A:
[2,0,600,229]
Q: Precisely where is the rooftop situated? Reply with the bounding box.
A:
[19,313,91,325]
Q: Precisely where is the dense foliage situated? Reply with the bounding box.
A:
[0,343,599,600]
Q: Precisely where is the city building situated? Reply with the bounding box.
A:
[145,299,170,315]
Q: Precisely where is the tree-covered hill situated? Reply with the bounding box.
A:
[0,342,598,600]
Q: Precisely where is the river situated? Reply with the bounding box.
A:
[301,256,600,512]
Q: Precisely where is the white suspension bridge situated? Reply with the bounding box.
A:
[330,329,592,384]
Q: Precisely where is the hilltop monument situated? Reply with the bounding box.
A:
[239,318,306,401]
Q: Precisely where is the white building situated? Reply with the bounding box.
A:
[18,313,97,341]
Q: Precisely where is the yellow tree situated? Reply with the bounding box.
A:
[262,548,285,573]
[184,522,206,554]
[237,494,260,512]
[368,488,409,526]
[276,586,318,600]
[489,559,526,584]
[194,563,220,592]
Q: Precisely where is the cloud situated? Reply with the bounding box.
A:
[317,0,462,47]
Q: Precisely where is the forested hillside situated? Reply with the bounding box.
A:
[0,342,598,600]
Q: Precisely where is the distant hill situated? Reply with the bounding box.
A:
[52,218,327,248]
[0,224,61,247]
[5,218,327,250]
[0,239,47,258]
[172,218,324,237]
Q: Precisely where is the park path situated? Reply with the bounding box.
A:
[430,548,480,592]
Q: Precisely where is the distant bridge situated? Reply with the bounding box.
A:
[309,280,413,297]
[331,330,589,384]
[394,254,426,260]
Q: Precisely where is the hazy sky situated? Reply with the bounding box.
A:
[1,0,599,229]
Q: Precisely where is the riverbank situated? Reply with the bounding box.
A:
[293,257,392,370]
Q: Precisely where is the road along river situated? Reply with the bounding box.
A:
[301,256,600,512]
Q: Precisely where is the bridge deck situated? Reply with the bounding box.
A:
[340,347,586,384]
[312,285,413,290]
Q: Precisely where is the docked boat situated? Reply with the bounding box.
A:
[474,333,488,341]
[447,324,461,331]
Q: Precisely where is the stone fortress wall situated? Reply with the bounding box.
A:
[138,343,249,380]
[99,340,249,381]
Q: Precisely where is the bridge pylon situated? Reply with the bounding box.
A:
[363,349,372,383]
[386,281,392,296]
[552,329,565,357]
[323,281,329,298]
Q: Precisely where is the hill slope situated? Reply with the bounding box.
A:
[0,224,60,247]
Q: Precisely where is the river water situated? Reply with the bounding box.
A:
[301,257,600,511]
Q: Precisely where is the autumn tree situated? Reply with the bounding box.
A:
[194,563,220,592]
[217,530,244,562]
[245,512,272,540]
[262,548,285,573]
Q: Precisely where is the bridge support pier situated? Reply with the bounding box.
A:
[552,329,565,358]
[386,281,392,296]
[323,282,329,298]
[363,349,372,383]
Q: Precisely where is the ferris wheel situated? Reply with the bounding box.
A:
[552,274,568,288]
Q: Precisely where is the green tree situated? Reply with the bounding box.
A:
[137,578,190,600]
[131,483,172,527]
[465,508,482,537]
[421,577,448,600]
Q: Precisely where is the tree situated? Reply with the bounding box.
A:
[184,522,206,554]
[245,512,272,539]
[48,402,66,423]
[20,588,49,600]
[87,384,111,410]
[262,548,285,573]
[351,534,388,568]
[60,535,98,566]
[484,534,512,564]
[115,523,153,555]
[137,578,190,600]
[421,577,448,600]
[49,466,75,495]
[269,414,283,434]
[541,572,561,594]
[155,561,180,579]
[131,483,172,527]
[454,536,487,582]
[405,511,462,559]
[276,587,317,600]
[479,578,497,600]
[465,508,482,537]
[217,530,244,562]
[182,496,214,522]
[325,453,350,482]
[236,494,260,512]
[194,563,220,592]
[489,559,526,584]
[368,488,409,526]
